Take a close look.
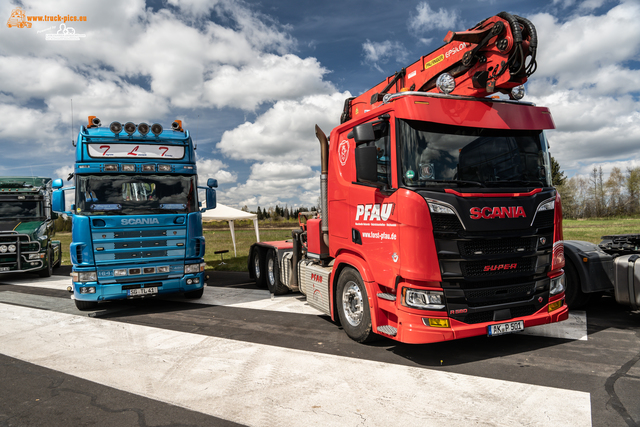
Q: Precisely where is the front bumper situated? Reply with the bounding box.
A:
[72,272,205,302]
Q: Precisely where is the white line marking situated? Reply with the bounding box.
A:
[0,303,591,427]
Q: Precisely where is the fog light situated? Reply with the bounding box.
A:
[109,121,123,134]
[549,299,563,312]
[80,286,96,294]
[158,165,171,172]
[187,278,193,285]
[0,245,7,253]
[550,273,565,295]
[424,318,450,328]
[192,278,200,284]
[114,269,127,276]
[8,244,16,252]
[511,85,526,100]
[104,164,118,171]
[122,164,135,172]
[143,165,155,172]
[436,73,455,94]
[402,288,445,310]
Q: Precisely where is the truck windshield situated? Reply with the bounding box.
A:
[76,174,197,215]
[0,201,43,219]
[398,119,552,189]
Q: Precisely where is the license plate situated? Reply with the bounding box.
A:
[488,320,524,336]
[0,267,10,272]
[127,287,158,296]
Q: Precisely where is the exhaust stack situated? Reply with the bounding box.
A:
[315,125,330,248]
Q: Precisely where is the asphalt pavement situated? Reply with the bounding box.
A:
[0,266,638,426]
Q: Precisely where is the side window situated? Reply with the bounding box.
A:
[363,122,390,185]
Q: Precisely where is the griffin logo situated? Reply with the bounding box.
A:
[483,263,518,272]
[470,206,526,220]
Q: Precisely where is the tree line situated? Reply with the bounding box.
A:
[242,205,317,221]
[553,157,640,219]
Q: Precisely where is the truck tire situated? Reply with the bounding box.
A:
[38,248,53,278]
[564,258,590,309]
[185,288,204,299]
[74,299,98,311]
[336,267,376,343]
[253,249,267,289]
[266,249,288,295]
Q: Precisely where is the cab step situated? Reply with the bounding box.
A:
[377,325,398,336]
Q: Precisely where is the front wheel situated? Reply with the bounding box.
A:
[185,288,204,299]
[74,299,98,311]
[266,249,288,295]
[336,268,376,343]
[38,248,53,278]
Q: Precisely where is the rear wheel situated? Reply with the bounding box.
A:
[185,288,204,299]
[253,249,267,289]
[38,248,53,278]
[74,299,98,311]
[564,259,590,309]
[336,268,376,343]
[266,249,288,295]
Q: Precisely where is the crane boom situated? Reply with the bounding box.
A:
[341,12,538,123]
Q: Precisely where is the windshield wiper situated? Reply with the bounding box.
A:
[421,179,486,188]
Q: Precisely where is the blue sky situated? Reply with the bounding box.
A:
[1,0,639,209]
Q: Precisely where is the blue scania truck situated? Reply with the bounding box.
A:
[53,116,217,310]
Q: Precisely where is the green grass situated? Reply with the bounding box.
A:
[56,217,640,272]
[562,217,640,244]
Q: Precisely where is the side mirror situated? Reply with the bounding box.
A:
[355,145,379,184]
[52,189,67,214]
[204,188,216,211]
[207,178,218,188]
[52,178,64,189]
[352,123,375,144]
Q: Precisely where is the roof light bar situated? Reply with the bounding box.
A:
[138,122,150,135]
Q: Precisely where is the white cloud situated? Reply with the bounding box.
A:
[408,2,460,33]
[362,40,409,73]
[249,162,315,181]
[196,158,237,184]
[217,91,350,165]
[54,165,74,181]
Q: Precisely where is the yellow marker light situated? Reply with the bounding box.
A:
[425,318,450,328]
[583,257,588,263]
[548,300,563,312]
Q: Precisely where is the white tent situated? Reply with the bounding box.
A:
[201,203,260,257]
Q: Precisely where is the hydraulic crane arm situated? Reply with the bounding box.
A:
[341,12,538,123]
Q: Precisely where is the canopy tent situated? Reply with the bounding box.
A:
[200,203,259,257]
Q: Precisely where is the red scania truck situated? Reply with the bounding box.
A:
[249,12,568,343]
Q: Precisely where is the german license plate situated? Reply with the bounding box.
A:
[488,320,524,336]
[0,267,10,272]
[127,287,158,297]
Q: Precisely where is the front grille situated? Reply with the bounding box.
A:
[459,237,536,256]
[458,305,538,324]
[533,210,554,229]
[76,246,83,264]
[195,239,201,257]
[462,257,535,277]
[511,304,538,318]
[431,213,463,232]
[466,284,534,300]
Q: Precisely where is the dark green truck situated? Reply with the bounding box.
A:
[0,177,62,277]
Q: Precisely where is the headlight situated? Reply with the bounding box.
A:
[157,266,170,273]
[428,202,455,215]
[75,271,97,282]
[185,264,200,274]
[0,245,7,253]
[511,85,526,100]
[436,73,455,94]
[29,253,39,260]
[8,245,16,252]
[402,288,445,310]
[550,273,565,296]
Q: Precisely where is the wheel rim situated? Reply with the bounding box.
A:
[267,256,275,285]
[254,253,261,278]
[342,281,364,327]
